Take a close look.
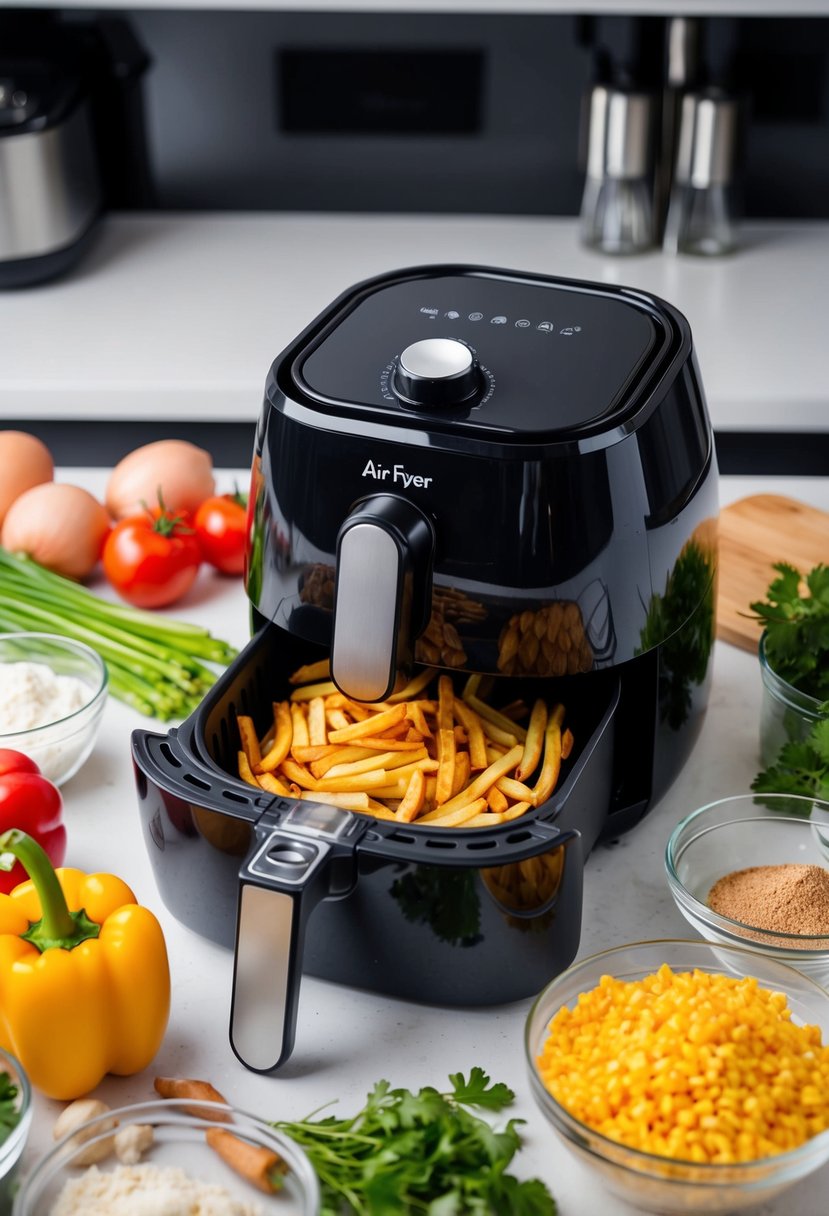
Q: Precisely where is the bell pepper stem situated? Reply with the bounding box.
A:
[0,829,100,952]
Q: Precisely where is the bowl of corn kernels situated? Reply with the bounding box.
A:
[525,939,829,1214]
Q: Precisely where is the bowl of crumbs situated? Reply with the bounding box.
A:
[12,1097,320,1216]
[0,633,108,786]
[665,793,829,983]
[526,938,829,1214]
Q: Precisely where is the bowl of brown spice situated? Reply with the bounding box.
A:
[665,794,829,983]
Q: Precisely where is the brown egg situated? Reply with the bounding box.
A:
[0,431,54,526]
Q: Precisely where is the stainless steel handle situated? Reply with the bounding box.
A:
[332,496,434,703]
[230,884,297,1072]
[332,522,401,703]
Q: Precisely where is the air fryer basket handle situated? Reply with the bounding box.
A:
[230,818,356,1073]
[332,494,434,702]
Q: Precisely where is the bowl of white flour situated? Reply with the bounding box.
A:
[0,633,108,785]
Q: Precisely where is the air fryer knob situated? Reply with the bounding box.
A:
[332,495,434,702]
[393,337,481,408]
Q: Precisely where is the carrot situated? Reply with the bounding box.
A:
[154,1075,286,1192]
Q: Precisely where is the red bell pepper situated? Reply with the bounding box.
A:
[0,751,65,895]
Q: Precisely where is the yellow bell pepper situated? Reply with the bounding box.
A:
[0,829,170,1100]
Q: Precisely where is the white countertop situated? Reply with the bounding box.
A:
[14,470,829,1216]
[3,214,829,434]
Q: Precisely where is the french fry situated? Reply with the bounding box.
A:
[516,699,548,782]
[479,718,519,748]
[314,769,392,793]
[387,668,434,702]
[437,675,454,732]
[290,704,309,751]
[531,705,566,804]
[464,812,505,828]
[561,728,574,760]
[435,727,456,805]
[326,709,351,731]
[496,775,537,804]
[291,744,339,764]
[257,772,291,796]
[288,659,331,686]
[427,745,524,816]
[452,698,488,770]
[324,748,428,779]
[342,699,373,721]
[463,693,527,742]
[238,750,260,788]
[281,758,318,790]
[418,796,489,826]
[311,746,375,778]
[236,716,262,769]
[297,790,370,811]
[487,786,509,814]
[451,750,471,798]
[350,736,425,752]
[502,800,532,821]
[406,701,433,738]
[328,703,407,742]
[395,769,426,823]
[307,696,328,747]
[289,680,338,702]
[257,701,292,773]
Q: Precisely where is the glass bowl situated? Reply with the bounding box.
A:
[0,1048,32,1213]
[0,633,108,785]
[12,1099,320,1215]
[525,939,829,1214]
[759,632,827,767]
[666,793,829,982]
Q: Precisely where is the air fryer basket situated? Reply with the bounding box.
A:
[134,625,618,1072]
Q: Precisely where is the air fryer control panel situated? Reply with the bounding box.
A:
[297,271,665,439]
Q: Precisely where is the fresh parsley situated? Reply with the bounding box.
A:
[273,1067,557,1215]
[0,1071,20,1146]
[751,562,829,702]
[752,713,829,800]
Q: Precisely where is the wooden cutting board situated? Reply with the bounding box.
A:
[717,494,829,651]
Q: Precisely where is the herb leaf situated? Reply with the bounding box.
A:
[273,1071,556,1216]
[751,562,829,701]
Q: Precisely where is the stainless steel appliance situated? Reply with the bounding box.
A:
[133,265,718,1074]
[0,66,100,288]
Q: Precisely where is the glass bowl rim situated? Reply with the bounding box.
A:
[0,1046,32,1168]
[0,632,108,738]
[665,793,829,948]
[12,1097,321,1210]
[524,936,829,1177]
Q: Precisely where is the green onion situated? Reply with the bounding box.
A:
[0,548,238,721]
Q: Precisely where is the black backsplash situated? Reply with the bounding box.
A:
[8,9,829,217]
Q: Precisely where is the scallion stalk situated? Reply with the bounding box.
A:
[0,547,239,721]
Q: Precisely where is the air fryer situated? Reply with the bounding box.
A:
[133,265,718,1074]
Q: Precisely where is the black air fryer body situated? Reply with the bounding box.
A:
[133,265,717,1073]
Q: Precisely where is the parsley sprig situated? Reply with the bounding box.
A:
[273,1068,556,1215]
[751,562,829,702]
[0,1071,20,1147]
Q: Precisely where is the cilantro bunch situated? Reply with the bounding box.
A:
[273,1068,556,1215]
[0,1071,20,1147]
[751,562,829,702]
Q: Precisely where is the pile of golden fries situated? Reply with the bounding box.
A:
[236,662,573,829]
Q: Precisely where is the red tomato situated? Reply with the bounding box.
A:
[193,492,248,577]
[103,506,202,608]
[0,750,66,894]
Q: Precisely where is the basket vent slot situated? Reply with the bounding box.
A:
[506,830,532,844]
[222,790,248,805]
[425,838,457,849]
[388,830,416,845]
[466,839,497,850]
[183,772,211,792]
[159,742,182,768]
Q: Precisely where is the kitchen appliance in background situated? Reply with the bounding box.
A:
[0,13,152,288]
[132,265,718,1073]
[0,66,100,288]
[579,82,656,254]
[663,88,740,256]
